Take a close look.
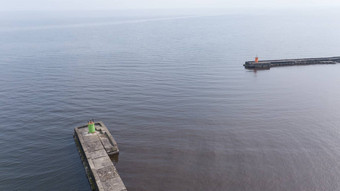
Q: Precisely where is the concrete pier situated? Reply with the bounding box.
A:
[74,121,127,191]
[244,56,340,69]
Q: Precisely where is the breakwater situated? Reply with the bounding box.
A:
[244,56,340,69]
[74,121,127,191]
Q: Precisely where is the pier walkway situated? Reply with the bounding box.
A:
[74,121,127,191]
[244,56,340,69]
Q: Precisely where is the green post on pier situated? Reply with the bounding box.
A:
[88,121,95,133]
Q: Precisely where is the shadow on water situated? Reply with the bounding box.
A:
[110,154,119,165]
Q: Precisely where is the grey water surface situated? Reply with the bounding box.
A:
[1,10,340,191]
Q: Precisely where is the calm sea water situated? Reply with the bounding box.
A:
[1,9,340,191]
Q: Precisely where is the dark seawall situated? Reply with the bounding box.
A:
[244,56,340,69]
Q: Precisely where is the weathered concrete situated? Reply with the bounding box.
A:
[74,121,127,191]
[244,56,340,69]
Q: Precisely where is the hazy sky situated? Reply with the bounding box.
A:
[1,0,340,11]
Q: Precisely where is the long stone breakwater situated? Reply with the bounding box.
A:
[74,121,127,191]
[244,56,340,69]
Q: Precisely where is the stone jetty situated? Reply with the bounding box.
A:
[244,56,340,69]
[74,121,127,191]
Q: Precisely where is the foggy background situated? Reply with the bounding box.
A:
[1,0,340,11]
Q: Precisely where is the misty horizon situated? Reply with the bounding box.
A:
[1,0,340,11]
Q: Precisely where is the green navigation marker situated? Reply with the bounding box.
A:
[88,120,95,133]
